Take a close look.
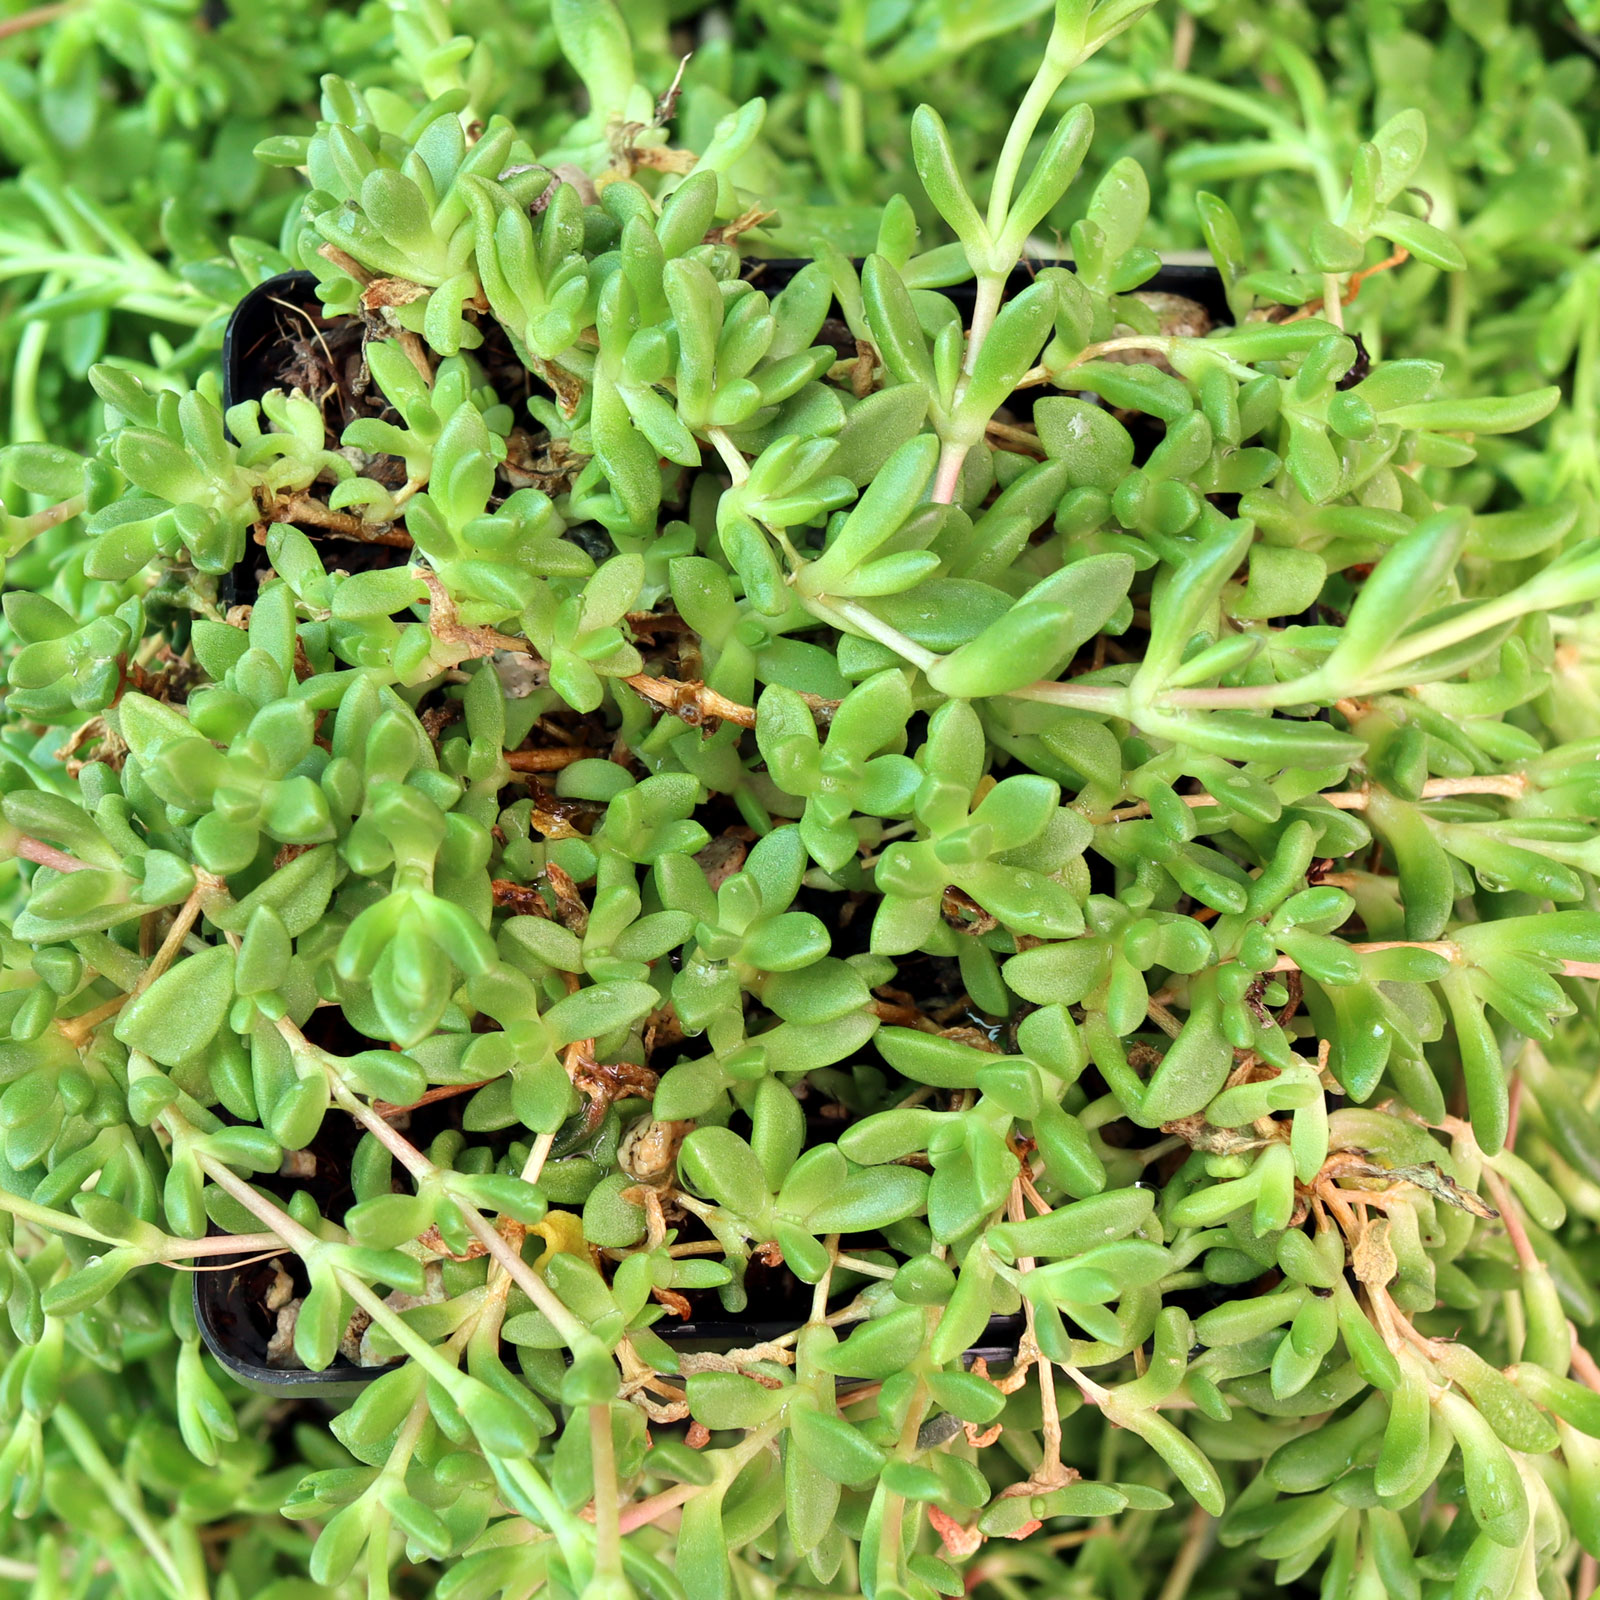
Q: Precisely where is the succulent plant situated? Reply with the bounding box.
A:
[3,2,1600,1600]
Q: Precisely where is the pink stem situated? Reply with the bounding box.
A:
[15,836,93,873]
[931,443,966,506]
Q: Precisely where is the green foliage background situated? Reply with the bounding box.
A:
[2,2,1600,1599]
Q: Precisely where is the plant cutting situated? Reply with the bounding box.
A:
[3,1,1600,1598]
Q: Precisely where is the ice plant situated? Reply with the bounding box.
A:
[0,3,1599,1599]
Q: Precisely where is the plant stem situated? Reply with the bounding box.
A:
[832,1251,896,1280]
[187,1146,320,1252]
[985,75,1060,238]
[1005,678,1130,712]
[13,835,95,872]
[0,1,76,42]
[617,1420,780,1535]
[616,1479,696,1535]
[962,273,1005,377]
[7,271,58,443]
[805,596,942,672]
[589,1403,625,1581]
[520,1130,557,1185]
[1482,1168,1537,1272]
[1266,940,1600,982]
[1572,1333,1600,1394]
[1267,939,1457,970]
[327,1072,588,1346]
[157,1231,285,1258]
[1155,1504,1213,1600]
[1099,772,1529,821]
[53,1402,203,1600]
[506,745,595,771]
[706,427,750,485]
[11,493,85,542]
[875,1374,934,1593]
[931,440,968,506]
[183,1122,590,1578]
[0,1188,114,1244]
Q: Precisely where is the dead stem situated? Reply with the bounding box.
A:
[271,492,411,546]
[624,672,758,729]
[317,243,373,286]
[417,567,528,656]
[1284,246,1411,324]
[506,746,597,771]
[985,419,1046,457]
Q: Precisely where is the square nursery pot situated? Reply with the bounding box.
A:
[196,1247,1030,1401]
[198,255,1227,1396]
[193,1095,1029,1397]
[217,257,1231,606]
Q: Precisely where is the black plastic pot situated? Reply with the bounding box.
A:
[194,1087,1028,1395]
[218,257,1229,606]
[199,255,1225,1394]
[219,258,1230,419]
[196,1258,1027,1398]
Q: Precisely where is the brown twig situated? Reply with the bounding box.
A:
[624,673,757,729]
[416,567,528,657]
[317,242,373,286]
[623,672,841,730]
[506,746,597,771]
[1284,246,1411,323]
[270,493,412,547]
[985,419,1046,458]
